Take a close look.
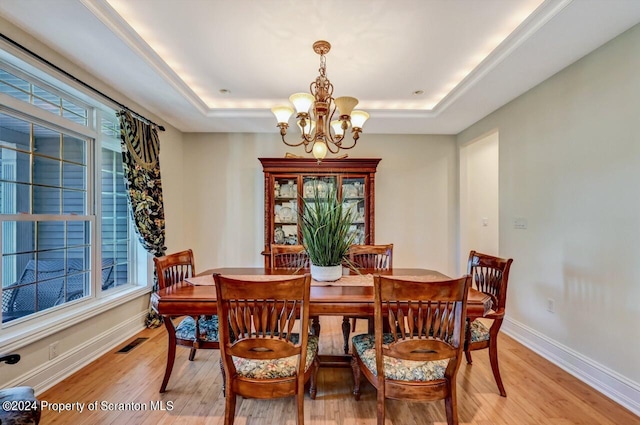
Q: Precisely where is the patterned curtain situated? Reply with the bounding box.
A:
[117,110,166,327]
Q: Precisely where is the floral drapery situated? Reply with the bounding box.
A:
[117,110,166,327]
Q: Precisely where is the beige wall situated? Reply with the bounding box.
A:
[181,133,459,275]
[459,131,499,274]
[457,24,640,383]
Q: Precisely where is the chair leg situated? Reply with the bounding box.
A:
[311,316,321,337]
[296,388,305,425]
[309,356,319,399]
[351,355,362,400]
[160,318,177,393]
[219,357,226,397]
[376,388,385,425]
[223,391,237,425]
[445,380,459,425]
[351,317,357,331]
[489,320,506,397]
[342,317,351,354]
[464,318,473,364]
[188,347,197,361]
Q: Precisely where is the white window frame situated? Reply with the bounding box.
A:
[0,41,152,352]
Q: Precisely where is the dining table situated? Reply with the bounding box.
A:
[151,267,493,367]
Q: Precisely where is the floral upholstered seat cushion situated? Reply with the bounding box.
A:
[232,335,319,379]
[352,334,448,381]
[468,319,490,343]
[175,315,219,342]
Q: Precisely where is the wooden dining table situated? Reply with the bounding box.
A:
[151,267,493,366]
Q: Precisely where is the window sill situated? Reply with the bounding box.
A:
[0,286,151,353]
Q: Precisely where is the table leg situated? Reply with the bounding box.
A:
[342,317,351,354]
[160,316,176,393]
[311,316,321,337]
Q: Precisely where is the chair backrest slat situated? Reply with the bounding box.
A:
[214,274,311,363]
[270,244,309,270]
[154,249,195,289]
[348,244,393,270]
[467,250,513,311]
[374,275,471,364]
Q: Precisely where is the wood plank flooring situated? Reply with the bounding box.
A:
[38,316,639,424]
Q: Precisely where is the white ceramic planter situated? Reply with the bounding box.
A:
[310,264,342,282]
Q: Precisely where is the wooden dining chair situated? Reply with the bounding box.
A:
[351,274,471,425]
[270,244,321,337]
[153,249,219,393]
[270,244,310,270]
[213,273,319,425]
[464,250,513,397]
[342,244,393,353]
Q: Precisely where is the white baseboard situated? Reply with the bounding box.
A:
[501,317,640,416]
[4,311,147,394]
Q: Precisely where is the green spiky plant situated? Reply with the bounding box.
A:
[299,183,357,267]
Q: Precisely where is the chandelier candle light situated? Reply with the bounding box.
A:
[272,40,369,161]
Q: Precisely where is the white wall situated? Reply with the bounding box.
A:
[459,131,499,274]
[457,23,640,406]
[181,133,459,276]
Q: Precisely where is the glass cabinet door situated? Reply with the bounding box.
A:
[273,177,298,245]
[342,177,366,244]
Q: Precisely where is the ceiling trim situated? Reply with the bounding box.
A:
[434,0,573,115]
[83,0,572,123]
[81,0,209,114]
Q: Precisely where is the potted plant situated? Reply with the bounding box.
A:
[299,182,357,281]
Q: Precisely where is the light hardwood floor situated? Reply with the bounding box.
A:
[39,316,639,425]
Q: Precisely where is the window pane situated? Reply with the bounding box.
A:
[33,185,60,214]
[0,148,31,184]
[36,221,65,251]
[0,69,30,102]
[32,96,61,115]
[67,221,90,247]
[62,163,86,190]
[62,190,85,214]
[0,182,30,214]
[33,155,60,186]
[62,135,85,164]
[33,125,61,159]
[0,113,31,150]
[62,99,88,126]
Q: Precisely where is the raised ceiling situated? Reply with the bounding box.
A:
[1,0,640,134]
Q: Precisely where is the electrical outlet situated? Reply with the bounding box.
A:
[49,341,59,360]
[546,298,555,313]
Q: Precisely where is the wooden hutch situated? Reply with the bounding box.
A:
[259,157,381,267]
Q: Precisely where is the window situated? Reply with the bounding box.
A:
[0,48,148,328]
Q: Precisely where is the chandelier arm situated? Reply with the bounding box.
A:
[324,140,341,154]
[335,135,358,150]
[280,134,308,148]
[304,141,314,154]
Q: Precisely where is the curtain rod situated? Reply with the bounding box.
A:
[0,33,166,131]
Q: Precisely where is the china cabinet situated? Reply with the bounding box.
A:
[259,158,381,267]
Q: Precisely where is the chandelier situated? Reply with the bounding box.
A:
[271,40,369,161]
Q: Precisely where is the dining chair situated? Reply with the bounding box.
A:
[465,250,513,397]
[351,274,471,425]
[153,249,219,393]
[213,273,319,425]
[270,244,320,336]
[342,243,393,353]
[270,244,310,270]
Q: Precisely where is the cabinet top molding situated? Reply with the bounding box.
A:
[259,158,381,173]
